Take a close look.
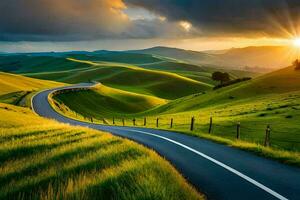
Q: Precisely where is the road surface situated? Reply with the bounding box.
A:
[32,83,300,200]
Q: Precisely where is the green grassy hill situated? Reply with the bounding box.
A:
[53,66,300,154]
[137,60,260,85]
[153,66,300,113]
[1,50,299,165]
[137,66,300,152]
[72,51,162,64]
[27,60,213,100]
[152,65,300,115]
[0,55,92,73]
[0,72,65,105]
[0,103,203,200]
[53,84,167,118]
[0,52,259,102]
[137,61,217,84]
[3,46,294,73]
[95,66,212,100]
[0,72,203,199]
[138,60,207,72]
[0,72,64,95]
[0,53,219,100]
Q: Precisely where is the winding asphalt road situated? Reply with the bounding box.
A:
[32,83,300,200]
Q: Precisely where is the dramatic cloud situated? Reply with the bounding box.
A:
[126,0,300,37]
[0,0,130,41]
[2,0,300,41]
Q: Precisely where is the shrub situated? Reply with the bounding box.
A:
[213,77,252,90]
[212,71,230,84]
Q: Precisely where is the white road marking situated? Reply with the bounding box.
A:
[114,127,288,200]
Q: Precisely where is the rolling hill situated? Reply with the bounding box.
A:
[1,47,299,167]
[153,65,300,113]
[0,72,65,105]
[73,51,163,64]
[130,46,218,66]
[91,66,212,100]
[52,65,300,151]
[15,57,214,100]
[0,72,64,95]
[0,66,203,200]
[0,55,93,73]
[135,66,300,151]
[34,63,212,99]
[0,53,217,100]
[0,49,264,124]
[53,84,167,118]
[2,45,297,74]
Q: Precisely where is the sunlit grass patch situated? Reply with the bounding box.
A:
[51,72,300,166]
[52,83,167,119]
[0,72,65,107]
[0,103,203,200]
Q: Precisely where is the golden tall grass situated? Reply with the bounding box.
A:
[0,103,203,200]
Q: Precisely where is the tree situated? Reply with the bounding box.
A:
[293,59,300,70]
[212,71,230,84]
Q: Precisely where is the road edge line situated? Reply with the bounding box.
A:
[116,127,289,200]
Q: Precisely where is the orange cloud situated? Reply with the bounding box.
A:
[0,0,130,40]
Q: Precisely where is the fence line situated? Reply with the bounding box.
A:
[71,113,300,148]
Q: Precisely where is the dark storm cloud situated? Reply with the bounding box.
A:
[125,0,300,37]
[0,0,195,41]
[2,0,300,41]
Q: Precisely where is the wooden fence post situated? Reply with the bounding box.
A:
[156,118,159,128]
[170,118,173,129]
[208,116,213,133]
[190,116,195,131]
[236,122,240,139]
[113,117,115,125]
[90,117,93,123]
[133,118,136,126]
[264,125,271,147]
[122,118,125,126]
[144,117,147,126]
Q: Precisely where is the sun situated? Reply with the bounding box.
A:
[293,38,300,47]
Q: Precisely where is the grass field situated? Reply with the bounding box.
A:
[0,72,65,106]
[2,48,299,198]
[69,52,163,64]
[0,55,92,73]
[0,102,203,200]
[52,66,300,166]
[0,53,256,101]
[26,59,213,100]
[0,68,205,199]
[53,84,167,118]
[2,52,298,165]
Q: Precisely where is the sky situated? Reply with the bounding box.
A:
[1,0,300,52]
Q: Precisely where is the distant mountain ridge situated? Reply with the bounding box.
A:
[130,45,297,72]
[1,45,297,71]
[218,46,295,69]
[129,46,215,63]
